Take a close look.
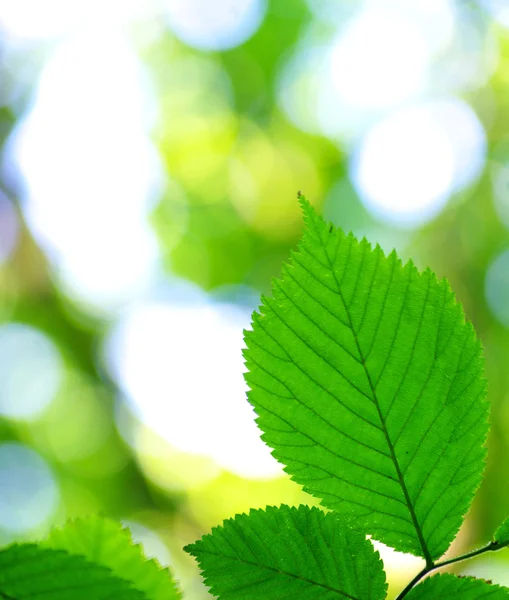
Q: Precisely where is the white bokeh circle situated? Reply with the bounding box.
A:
[106,296,282,479]
[163,0,267,51]
[11,30,160,313]
[329,9,429,110]
[0,443,59,532]
[350,100,486,227]
[0,323,63,421]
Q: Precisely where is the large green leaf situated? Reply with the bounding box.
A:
[43,516,181,600]
[244,198,488,561]
[0,543,145,599]
[404,573,509,598]
[185,504,387,600]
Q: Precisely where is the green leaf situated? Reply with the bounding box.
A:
[244,198,488,561]
[43,516,181,600]
[404,573,509,598]
[185,504,387,600]
[0,543,146,599]
[494,517,509,544]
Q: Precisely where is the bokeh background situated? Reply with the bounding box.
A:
[1,0,509,597]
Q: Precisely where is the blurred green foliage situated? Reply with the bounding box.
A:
[2,1,509,598]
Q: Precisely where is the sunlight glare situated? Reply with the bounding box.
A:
[163,0,267,51]
[106,294,283,479]
[350,100,486,227]
[11,30,161,313]
[330,8,429,110]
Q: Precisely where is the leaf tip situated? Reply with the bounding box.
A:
[183,542,199,558]
[297,192,318,221]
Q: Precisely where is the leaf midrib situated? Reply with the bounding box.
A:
[195,547,362,600]
[316,230,433,566]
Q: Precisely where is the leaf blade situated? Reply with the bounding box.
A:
[244,198,488,559]
[405,573,509,598]
[185,505,387,600]
[43,516,181,600]
[0,543,146,600]
[494,517,509,544]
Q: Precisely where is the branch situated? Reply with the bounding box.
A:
[395,539,509,599]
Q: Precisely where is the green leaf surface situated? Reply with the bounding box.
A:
[244,198,488,560]
[404,573,509,598]
[0,543,146,599]
[43,516,181,600]
[185,504,387,600]
[494,517,509,543]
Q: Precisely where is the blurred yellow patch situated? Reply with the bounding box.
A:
[229,121,322,239]
[135,427,221,491]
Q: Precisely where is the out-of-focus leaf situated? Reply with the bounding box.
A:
[0,543,145,600]
[44,516,181,600]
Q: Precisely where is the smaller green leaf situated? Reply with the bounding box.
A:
[0,543,146,600]
[405,573,509,598]
[43,516,181,600]
[494,517,509,544]
[185,504,387,600]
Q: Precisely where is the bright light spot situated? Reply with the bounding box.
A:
[308,0,456,53]
[0,0,156,42]
[123,521,173,566]
[0,323,63,421]
[277,33,369,142]
[0,443,58,532]
[428,99,487,190]
[106,294,282,479]
[351,100,486,227]
[371,540,425,589]
[481,0,509,29]
[329,8,429,110]
[279,2,455,142]
[164,0,267,51]
[364,0,456,53]
[0,0,85,41]
[11,30,161,314]
[485,249,509,328]
[280,2,483,145]
[0,193,19,263]
[351,110,453,225]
